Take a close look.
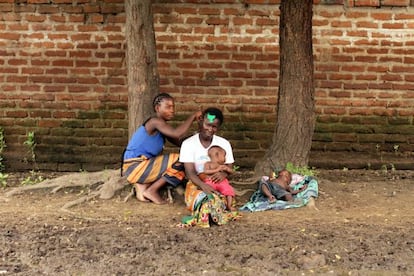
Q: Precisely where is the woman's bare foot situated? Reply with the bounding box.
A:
[143,189,167,205]
[134,183,150,202]
[228,206,237,212]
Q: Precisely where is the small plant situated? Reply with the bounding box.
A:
[0,172,8,188]
[21,131,43,186]
[0,127,8,187]
[24,131,37,164]
[285,162,317,176]
[393,144,400,154]
[0,127,6,172]
[232,165,240,172]
[21,170,44,186]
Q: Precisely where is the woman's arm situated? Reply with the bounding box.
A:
[147,111,201,146]
[208,164,233,183]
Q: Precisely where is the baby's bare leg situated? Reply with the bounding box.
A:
[261,184,276,203]
[284,193,293,202]
[226,196,236,211]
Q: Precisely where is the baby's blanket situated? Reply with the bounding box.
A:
[239,175,318,212]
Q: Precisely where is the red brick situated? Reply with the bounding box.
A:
[25,14,46,22]
[38,120,61,128]
[354,0,380,6]
[37,5,59,13]
[7,76,28,83]
[53,111,77,119]
[381,0,410,6]
[331,20,352,28]
[371,12,392,20]
[0,32,20,40]
[78,25,98,32]
[185,17,203,24]
[205,17,229,25]
[6,110,28,118]
[199,7,221,15]
[382,22,404,29]
[356,21,378,28]
[21,68,44,74]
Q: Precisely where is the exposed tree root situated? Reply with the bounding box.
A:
[123,186,135,202]
[61,191,101,210]
[4,170,262,209]
[234,188,255,197]
[232,176,259,186]
[59,207,113,222]
[0,196,10,202]
[5,169,129,210]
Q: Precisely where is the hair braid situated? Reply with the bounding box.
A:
[152,93,173,110]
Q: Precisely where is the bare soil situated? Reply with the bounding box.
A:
[1,169,413,275]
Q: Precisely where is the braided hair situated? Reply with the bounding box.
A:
[152,93,173,111]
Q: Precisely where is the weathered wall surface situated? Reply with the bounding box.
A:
[0,0,413,171]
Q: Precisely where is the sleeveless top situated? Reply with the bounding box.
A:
[123,124,165,160]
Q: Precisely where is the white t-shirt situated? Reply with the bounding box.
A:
[179,133,234,174]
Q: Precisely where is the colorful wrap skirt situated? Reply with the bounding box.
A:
[122,153,185,187]
[180,181,241,228]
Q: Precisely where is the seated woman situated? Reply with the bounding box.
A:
[122,93,201,204]
[179,107,239,227]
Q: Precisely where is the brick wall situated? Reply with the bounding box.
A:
[0,0,413,171]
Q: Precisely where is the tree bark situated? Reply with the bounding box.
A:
[255,0,315,177]
[125,0,159,138]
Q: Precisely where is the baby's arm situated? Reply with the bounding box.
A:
[202,162,222,175]
[219,164,233,174]
[289,184,308,195]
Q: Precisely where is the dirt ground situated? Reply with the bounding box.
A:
[0,169,413,276]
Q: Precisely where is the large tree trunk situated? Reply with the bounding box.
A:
[125,0,159,138]
[255,0,315,177]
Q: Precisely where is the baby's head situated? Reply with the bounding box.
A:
[278,169,292,184]
[207,145,226,164]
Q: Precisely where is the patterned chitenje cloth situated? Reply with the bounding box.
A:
[179,181,241,228]
[239,175,319,212]
[122,153,185,186]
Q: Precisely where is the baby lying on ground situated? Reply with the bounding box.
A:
[259,169,308,203]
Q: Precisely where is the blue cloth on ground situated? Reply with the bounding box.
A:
[239,175,318,212]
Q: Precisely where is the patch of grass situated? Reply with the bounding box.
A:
[285,162,317,177]
[0,173,8,188]
[0,127,8,187]
[21,131,43,186]
[21,170,44,186]
[0,127,6,172]
[23,131,37,165]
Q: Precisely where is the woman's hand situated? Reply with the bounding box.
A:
[194,110,203,121]
[208,171,228,183]
[199,182,216,194]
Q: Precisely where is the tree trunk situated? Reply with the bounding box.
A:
[125,0,159,138]
[255,0,315,177]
